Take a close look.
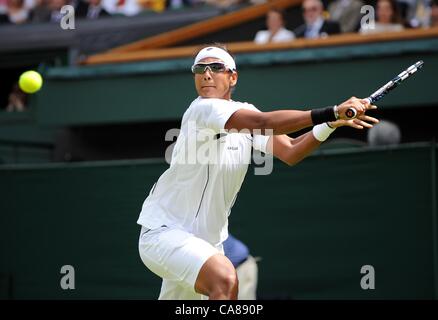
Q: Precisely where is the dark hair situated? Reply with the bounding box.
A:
[377,0,403,24]
[268,8,286,22]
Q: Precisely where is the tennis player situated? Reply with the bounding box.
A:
[137,45,378,300]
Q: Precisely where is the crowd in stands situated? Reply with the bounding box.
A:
[0,0,153,23]
[0,0,252,23]
[255,0,438,44]
[2,0,438,112]
[0,0,436,30]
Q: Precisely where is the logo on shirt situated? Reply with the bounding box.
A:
[214,133,227,143]
[227,146,239,151]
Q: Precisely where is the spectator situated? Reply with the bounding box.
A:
[360,0,405,34]
[328,0,364,33]
[29,0,50,23]
[48,0,69,22]
[395,0,412,20]
[432,0,438,26]
[6,83,27,112]
[76,0,110,19]
[294,0,341,38]
[398,0,431,28]
[101,0,141,16]
[254,8,295,44]
[411,0,432,27]
[29,0,70,23]
[0,0,30,24]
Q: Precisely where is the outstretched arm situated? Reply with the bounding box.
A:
[225,109,312,135]
[225,97,373,135]
[269,113,379,166]
[268,132,320,166]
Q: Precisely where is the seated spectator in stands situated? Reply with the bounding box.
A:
[431,0,438,26]
[328,0,364,33]
[6,83,27,112]
[29,0,49,23]
[101,0,141,16]
[360,0,405,34]
[398,0,431,28]
[294,0,341,38]
[411,0,432,27]
[49,0,68,22]
[30,0,69,23]
[76,0,110,19]
[0,0,30,24]
[254,8,295,44]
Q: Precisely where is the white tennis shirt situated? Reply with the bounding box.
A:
[137,97,270,246]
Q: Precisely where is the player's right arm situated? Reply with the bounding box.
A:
[268,112,379,166]
[225,109,312,135]
[225,97,372,135]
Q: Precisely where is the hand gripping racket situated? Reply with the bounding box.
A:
[345,60,424,119]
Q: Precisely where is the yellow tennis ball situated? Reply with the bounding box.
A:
[19,71,43,94]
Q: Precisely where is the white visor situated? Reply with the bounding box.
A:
[193,47,236,72]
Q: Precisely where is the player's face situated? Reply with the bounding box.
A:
[194,57,238,100]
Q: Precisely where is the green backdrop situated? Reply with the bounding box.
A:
[0,143,437,299]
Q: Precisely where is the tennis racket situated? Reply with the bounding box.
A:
[345,60,424,119]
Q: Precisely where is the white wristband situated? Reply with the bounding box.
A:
[312,123,336,142]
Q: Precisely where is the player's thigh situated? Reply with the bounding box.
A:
[138,225,220,290]
[194,252,237,296]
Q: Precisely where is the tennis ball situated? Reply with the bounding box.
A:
[19,70,43,94]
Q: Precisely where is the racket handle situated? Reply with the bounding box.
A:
[345,108,357,119]
[346,97,373,119]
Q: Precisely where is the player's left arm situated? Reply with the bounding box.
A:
[267,133,320,166]
[268,113,379,166]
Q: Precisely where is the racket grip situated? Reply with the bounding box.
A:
[345,108,357,119]
[346,97,373,118]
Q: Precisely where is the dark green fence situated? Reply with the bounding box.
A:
[1,143,437,299]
